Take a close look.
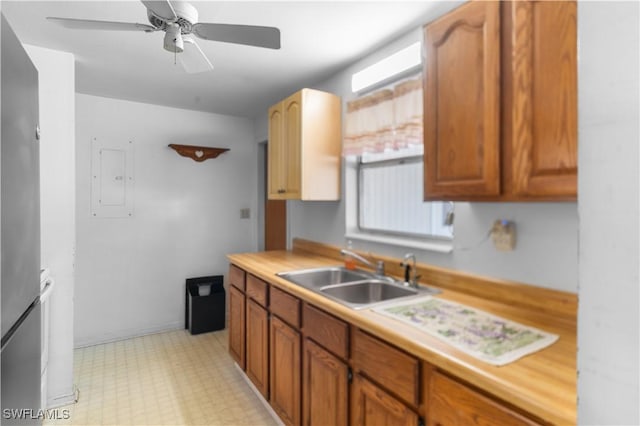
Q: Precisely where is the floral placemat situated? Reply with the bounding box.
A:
[373,296,558,366]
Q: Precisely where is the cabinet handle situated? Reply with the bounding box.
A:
[278,189,285,194]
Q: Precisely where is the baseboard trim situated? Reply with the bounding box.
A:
[46,389,77,409]
[233,363,284,426]
[74,322,183,348]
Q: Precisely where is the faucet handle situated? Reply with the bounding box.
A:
[402,252,416,262]
[375,260,385,276]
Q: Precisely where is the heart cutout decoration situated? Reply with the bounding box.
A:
[195,150,204,158]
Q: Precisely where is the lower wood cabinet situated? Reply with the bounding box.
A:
[228,264,545,426]
[270,316,301,426]
[303,339,348,426]
[246,299,269,398]
[427,371,540,426]
[228,285,246,369]
[352,328,419,407]
[351,374,419,426]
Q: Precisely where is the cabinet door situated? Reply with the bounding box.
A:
[282,92,302,198]
[268,102,286,198]
[228,285,245,369]
[428,371,540,426]
[424,0,501,200]
[270,317,301,426]
[246,299,269,398]
[504,0,577,199]
[268,93,302,199]
[303,339,348,426]
[351,374,419,426]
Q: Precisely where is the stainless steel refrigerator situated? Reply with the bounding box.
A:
[1,13,42,426]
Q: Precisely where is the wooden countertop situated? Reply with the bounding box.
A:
[227,247,576,425]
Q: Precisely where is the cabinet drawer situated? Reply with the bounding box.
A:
[303,303,349,359]
[270,286,301,328]
[428,371,541,426]
[229,264,246,292]
[246,274,268,307]
[352,328,419,407]
[229,265,247,292]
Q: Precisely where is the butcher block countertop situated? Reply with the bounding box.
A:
[227,239,577,425]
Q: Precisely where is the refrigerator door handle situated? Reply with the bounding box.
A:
[1,298,40,351]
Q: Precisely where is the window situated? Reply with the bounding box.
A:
[357,145,453,240]
[344,43,454,250]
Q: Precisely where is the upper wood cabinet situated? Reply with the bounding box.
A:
[424,0,501,199]
[268,88,342,200]
[423,0,577,201]
[502,0,577,199]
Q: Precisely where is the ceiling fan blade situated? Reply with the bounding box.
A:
[180,37,214,74]
[141,0,177,21]
[192,23,281,50]
[47,17,156,32]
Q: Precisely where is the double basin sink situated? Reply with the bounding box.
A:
[277,266,440,310]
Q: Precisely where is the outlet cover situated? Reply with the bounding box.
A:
[491,220,516,251]
[240,208,250,219]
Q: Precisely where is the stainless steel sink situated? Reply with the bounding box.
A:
[277,266,439,309]
[321,280,418,305]
[277,267,371,290]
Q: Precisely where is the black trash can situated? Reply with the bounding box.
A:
[185,275,225,335]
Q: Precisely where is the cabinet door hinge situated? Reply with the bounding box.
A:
[347,367,353,383]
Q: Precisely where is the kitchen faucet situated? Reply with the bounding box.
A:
[340,248,385,276]
[401,253,419,289]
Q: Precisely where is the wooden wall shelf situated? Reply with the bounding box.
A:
[168,144,229,162]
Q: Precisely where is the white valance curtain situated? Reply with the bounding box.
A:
[343,76,423,156]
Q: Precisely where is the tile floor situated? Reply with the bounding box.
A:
[45,329,277,425]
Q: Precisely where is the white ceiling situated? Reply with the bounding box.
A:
[2,1,458,118]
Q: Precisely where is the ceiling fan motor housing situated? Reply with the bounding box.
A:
[148,1,198,34]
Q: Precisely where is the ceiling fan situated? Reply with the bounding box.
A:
[47,0,281,73]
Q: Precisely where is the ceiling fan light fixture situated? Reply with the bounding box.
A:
[163,24,183,53]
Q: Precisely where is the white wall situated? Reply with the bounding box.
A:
[577,2,639,424]
[256,26,579,293]
[25,45,76,409]
[75,94,257,347]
